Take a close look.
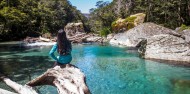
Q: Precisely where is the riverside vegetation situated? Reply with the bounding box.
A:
[0,0,88,41]
[0,0,190,41]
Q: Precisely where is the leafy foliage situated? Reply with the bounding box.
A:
[178,24,190,32]
[131,0,190,29]
[89,0,190,34]
[100,27,111,37]
[88,1,116,33]
[0,0,87,41]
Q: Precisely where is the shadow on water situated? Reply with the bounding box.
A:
[0,42,53,81]
[0,42,58,93]
[0,55,53,81]
[0,46,55,93]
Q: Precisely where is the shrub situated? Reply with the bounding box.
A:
[111,21,117,28]
[179,24,190,32]
[100,27,111,37]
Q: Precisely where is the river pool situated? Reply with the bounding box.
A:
[0,42,190,94]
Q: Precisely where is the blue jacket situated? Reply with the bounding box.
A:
[49,43,72,64]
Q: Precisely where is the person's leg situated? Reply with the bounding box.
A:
[53,61,65,67]
[52,61,58,67]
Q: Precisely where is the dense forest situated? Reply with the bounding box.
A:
[0,0,87,41]
[89,0,190,35]
[0,0,190,41]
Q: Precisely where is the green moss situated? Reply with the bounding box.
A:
[111,21,117,28]
[182,24,190,29]
[124,16,137,22]
[178,24,190,32]
[111,16,137,33]
[127,22,135,30]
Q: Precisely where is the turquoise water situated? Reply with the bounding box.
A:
[0,43,190,94]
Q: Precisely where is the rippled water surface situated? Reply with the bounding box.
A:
[0,42,190,94]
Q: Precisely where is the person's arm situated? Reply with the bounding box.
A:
[49,44,58,61]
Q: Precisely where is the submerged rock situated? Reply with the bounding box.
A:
[110,22,179,47]
[138,34,190,64]
[171,79,190,94]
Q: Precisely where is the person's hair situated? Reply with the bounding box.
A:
[57,29,71,55]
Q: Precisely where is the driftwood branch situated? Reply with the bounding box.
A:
[0,64,90,94]
[0,88,18,94]
[0,77,37,94]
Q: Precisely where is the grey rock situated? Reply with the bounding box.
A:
[139,34,190,63]
[107,34,115,40]
[180,29,190,43]
[65,22,85,37]
[110,22,180,47]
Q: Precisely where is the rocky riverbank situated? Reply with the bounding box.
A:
[138,34,190,66]
[23,21,190,66]
[23,22,111,46]
[110,22,190,66]
[23,33,109,46]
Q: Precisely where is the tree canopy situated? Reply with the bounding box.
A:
[1,0,190,41]
[88,0,190,35]
[0,0,87,41]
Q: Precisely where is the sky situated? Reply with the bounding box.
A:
[69,0,113,13]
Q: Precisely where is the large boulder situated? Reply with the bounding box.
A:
[139,34,190,64]
[65,22,85,37]
[130,13,146,26]
[110,22,181,47]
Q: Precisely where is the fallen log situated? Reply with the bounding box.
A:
[0,88,18,94]
[0,64,90,94]
[0,77,38,94]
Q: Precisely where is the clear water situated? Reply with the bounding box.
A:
[0,42,190,94]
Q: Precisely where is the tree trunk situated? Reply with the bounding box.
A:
[1,64,90,94]
[1,78,38,94]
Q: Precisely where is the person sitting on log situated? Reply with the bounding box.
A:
[49,29,72,66]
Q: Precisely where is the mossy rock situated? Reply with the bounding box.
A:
[111,18,135,33]
[111,13,146,33]
[127,22,135,29]
[124,16,137,22]
[130,13,146,26]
